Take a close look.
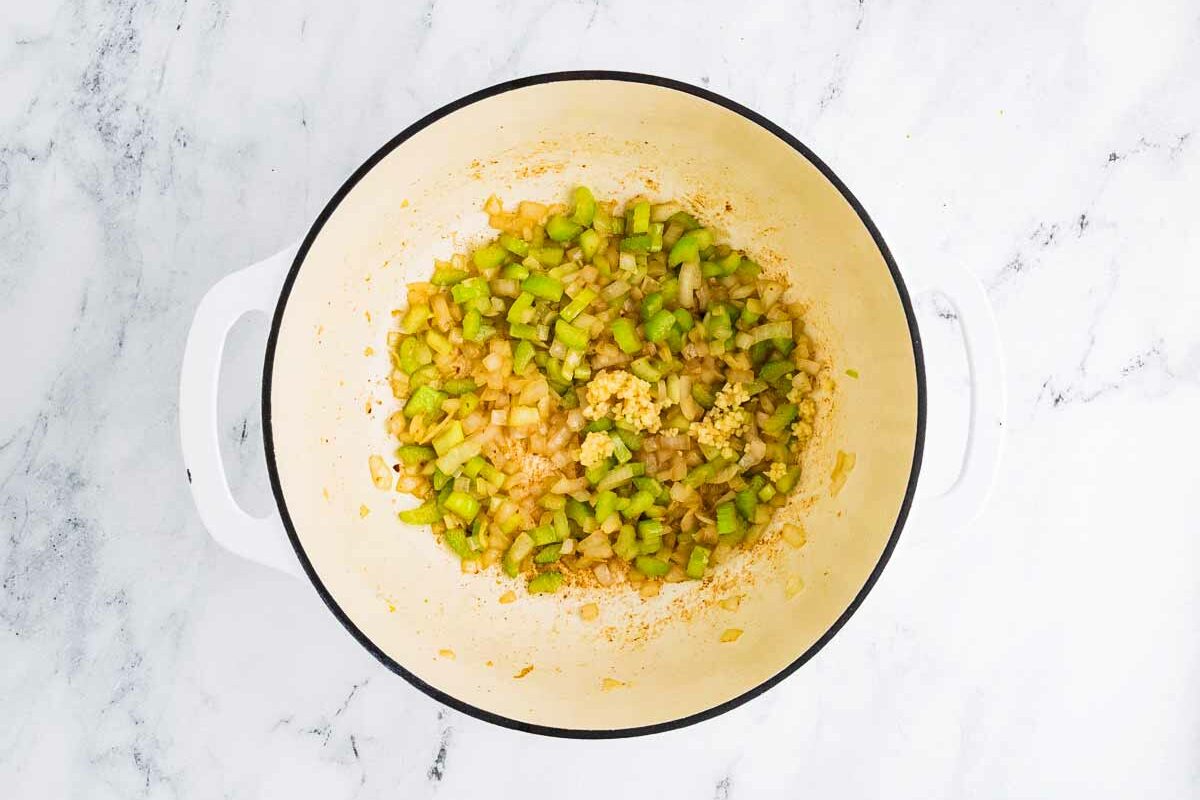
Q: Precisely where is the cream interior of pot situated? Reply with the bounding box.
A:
[268,79,919,731]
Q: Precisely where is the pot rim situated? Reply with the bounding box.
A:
[261,70,927,739]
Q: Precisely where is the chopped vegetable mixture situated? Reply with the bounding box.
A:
[377,189,822,595]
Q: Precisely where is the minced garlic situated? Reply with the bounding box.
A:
[580,431,615,468]
[765,462,787,483]
[690,382,750,459]
[583,370,662,433]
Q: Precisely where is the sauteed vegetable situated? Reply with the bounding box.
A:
[377,189,821,596]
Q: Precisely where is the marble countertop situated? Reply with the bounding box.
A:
[3,1,1198,797]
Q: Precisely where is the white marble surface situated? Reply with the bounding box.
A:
[2,0,1198,797]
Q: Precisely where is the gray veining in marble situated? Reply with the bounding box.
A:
[2,1,1198,797]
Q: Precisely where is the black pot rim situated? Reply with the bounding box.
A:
[262,70,926,740]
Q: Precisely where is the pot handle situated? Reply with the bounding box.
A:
[179,244,305,579]
[909,265,1007,532]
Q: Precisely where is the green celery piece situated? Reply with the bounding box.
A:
[451,276,490,304]
[499,232,529,257]
[701,261,723,279]
[552,509,569,541]
[408,363,438,390]
[614,524,638,561]
[398,336,431,374]
[609,432,633,464]
[610,318,642,354]
[444,491,480,522]
[431,265,469,286]
[735,486,759,521]
[571,187,596,226]
[762,403,798,435]
[668,228,714,267]
[760,360,795,386]
[613,426,642,451]
[528,571,564,594]
[634,555,670,578]
[443,378,478,396]
[620,234,652,253]
[584,459,611,486]
[629,357,661,383]
[403,385,446,418]
[673,308,695,332]
[775,465,802,494]
[401,303,429,334]
[718,251,741,275]
[621,490,655,520]
[560,288,597,322]
[397,444,435,465]
[532,246,564,267]
[664,327,683,353]
[546,214,583,243]
[685,545,711,579]
[398,501,440,525]
[649,222,664,252]
[584,417,614,433]
[502,532,535,577]
[521,273,564,302]
[425,329,452,355]
[757,482,777,503]
[715,501,737,535]
[462,455,486,479]
[534,543,563,564]
[456,392,480,418]
[512,339,535,375]
[641,291,664,322]
[736,258,761,281]
[684,459,724,488]
[579,228,601,261]
[432,421,465,456]
[509,322,539,340]
[529,525,558,546]
[643,308,676,343]
[565,497,595,527]
[462,308,483,341]
[500,261,530,281]
[554,319,589,351]
[444,528,474,560]
[594,490,619,524]
[506,291,536,324]
[472,243,507,270]
[691,382,716,409]
[630,201,651,234]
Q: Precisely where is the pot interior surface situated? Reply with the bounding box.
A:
[267,77,920,733]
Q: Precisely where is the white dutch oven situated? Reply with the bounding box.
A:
[180,72,1005,737]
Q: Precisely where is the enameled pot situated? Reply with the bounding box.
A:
[180,72,1005,738]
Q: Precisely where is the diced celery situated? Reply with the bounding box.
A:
[503,532,535,577]
[431,265,469,285]
[443,378,477,396]
[673,308,695,332]
[554,319,589,351]
[506,291,536,325]
[512,339,535,375]
[462,455,486,479]
[521,273,564,302]
[685,545,711,579]
[425,330,452,354]
[509,322,539,340]
[614,524,638,561]
[499,232,529,257]
[500,261,530,281]
[432,421,465,456]
[611,318,643,354]
[532,246,564,267]
[620,234,653,253]
[584,417,614,433]
[472,243,508,271]
[451,276,490,304]
[397,444,435,465]
[762,403,798,435]
[634,555,669,577]
[444,528,474,560]
[622,490,655,520]
[715,502,737,535]
[445,491,480,522]
[401,303,429,334]
[630,200,650,234]
[610,432,633,464]
[528,571,563,593]
[534,543,563,564]
[594,490,619,524]
[613,426,642,451]
[572,187,596,226]
[667,228,714,267]
[403,385,446,418]
[408,363,438,390]
[530,525,558,546]
[462,308,483,341]
[629,357,661,383]
[579,228,601,261]
[546,214,583,242]
[644,308,676,343]
[775,465,801,494]
[560,288,596,322]
[398,501,440,525]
